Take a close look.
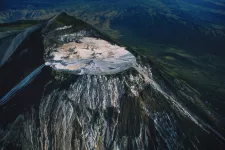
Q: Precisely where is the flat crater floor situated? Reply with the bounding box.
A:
[45,37,136,75]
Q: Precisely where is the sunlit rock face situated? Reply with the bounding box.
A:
[45,37,136,75]
[1,14,225,150]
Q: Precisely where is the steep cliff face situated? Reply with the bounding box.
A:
[0,13,225,150]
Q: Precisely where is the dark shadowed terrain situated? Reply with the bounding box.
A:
[0,1,225,150]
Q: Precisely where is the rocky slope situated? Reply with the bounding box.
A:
[0,13,225,150]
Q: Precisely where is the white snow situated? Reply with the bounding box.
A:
[46,37,136,75]
[55,25,73,31]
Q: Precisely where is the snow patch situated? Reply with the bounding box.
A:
[46,37,136,75]
[55,25,73,31]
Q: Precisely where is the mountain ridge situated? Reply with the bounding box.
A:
[0,13,225,150]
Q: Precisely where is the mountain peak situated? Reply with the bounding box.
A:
[58,12,69,17]
[0,10,225,150]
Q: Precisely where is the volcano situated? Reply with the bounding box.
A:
[0,13,225,150]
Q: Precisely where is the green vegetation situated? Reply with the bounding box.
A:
[0,24,31,32]
[164,56,176,61]
[0,20,42,32]
[142,45,225,101]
